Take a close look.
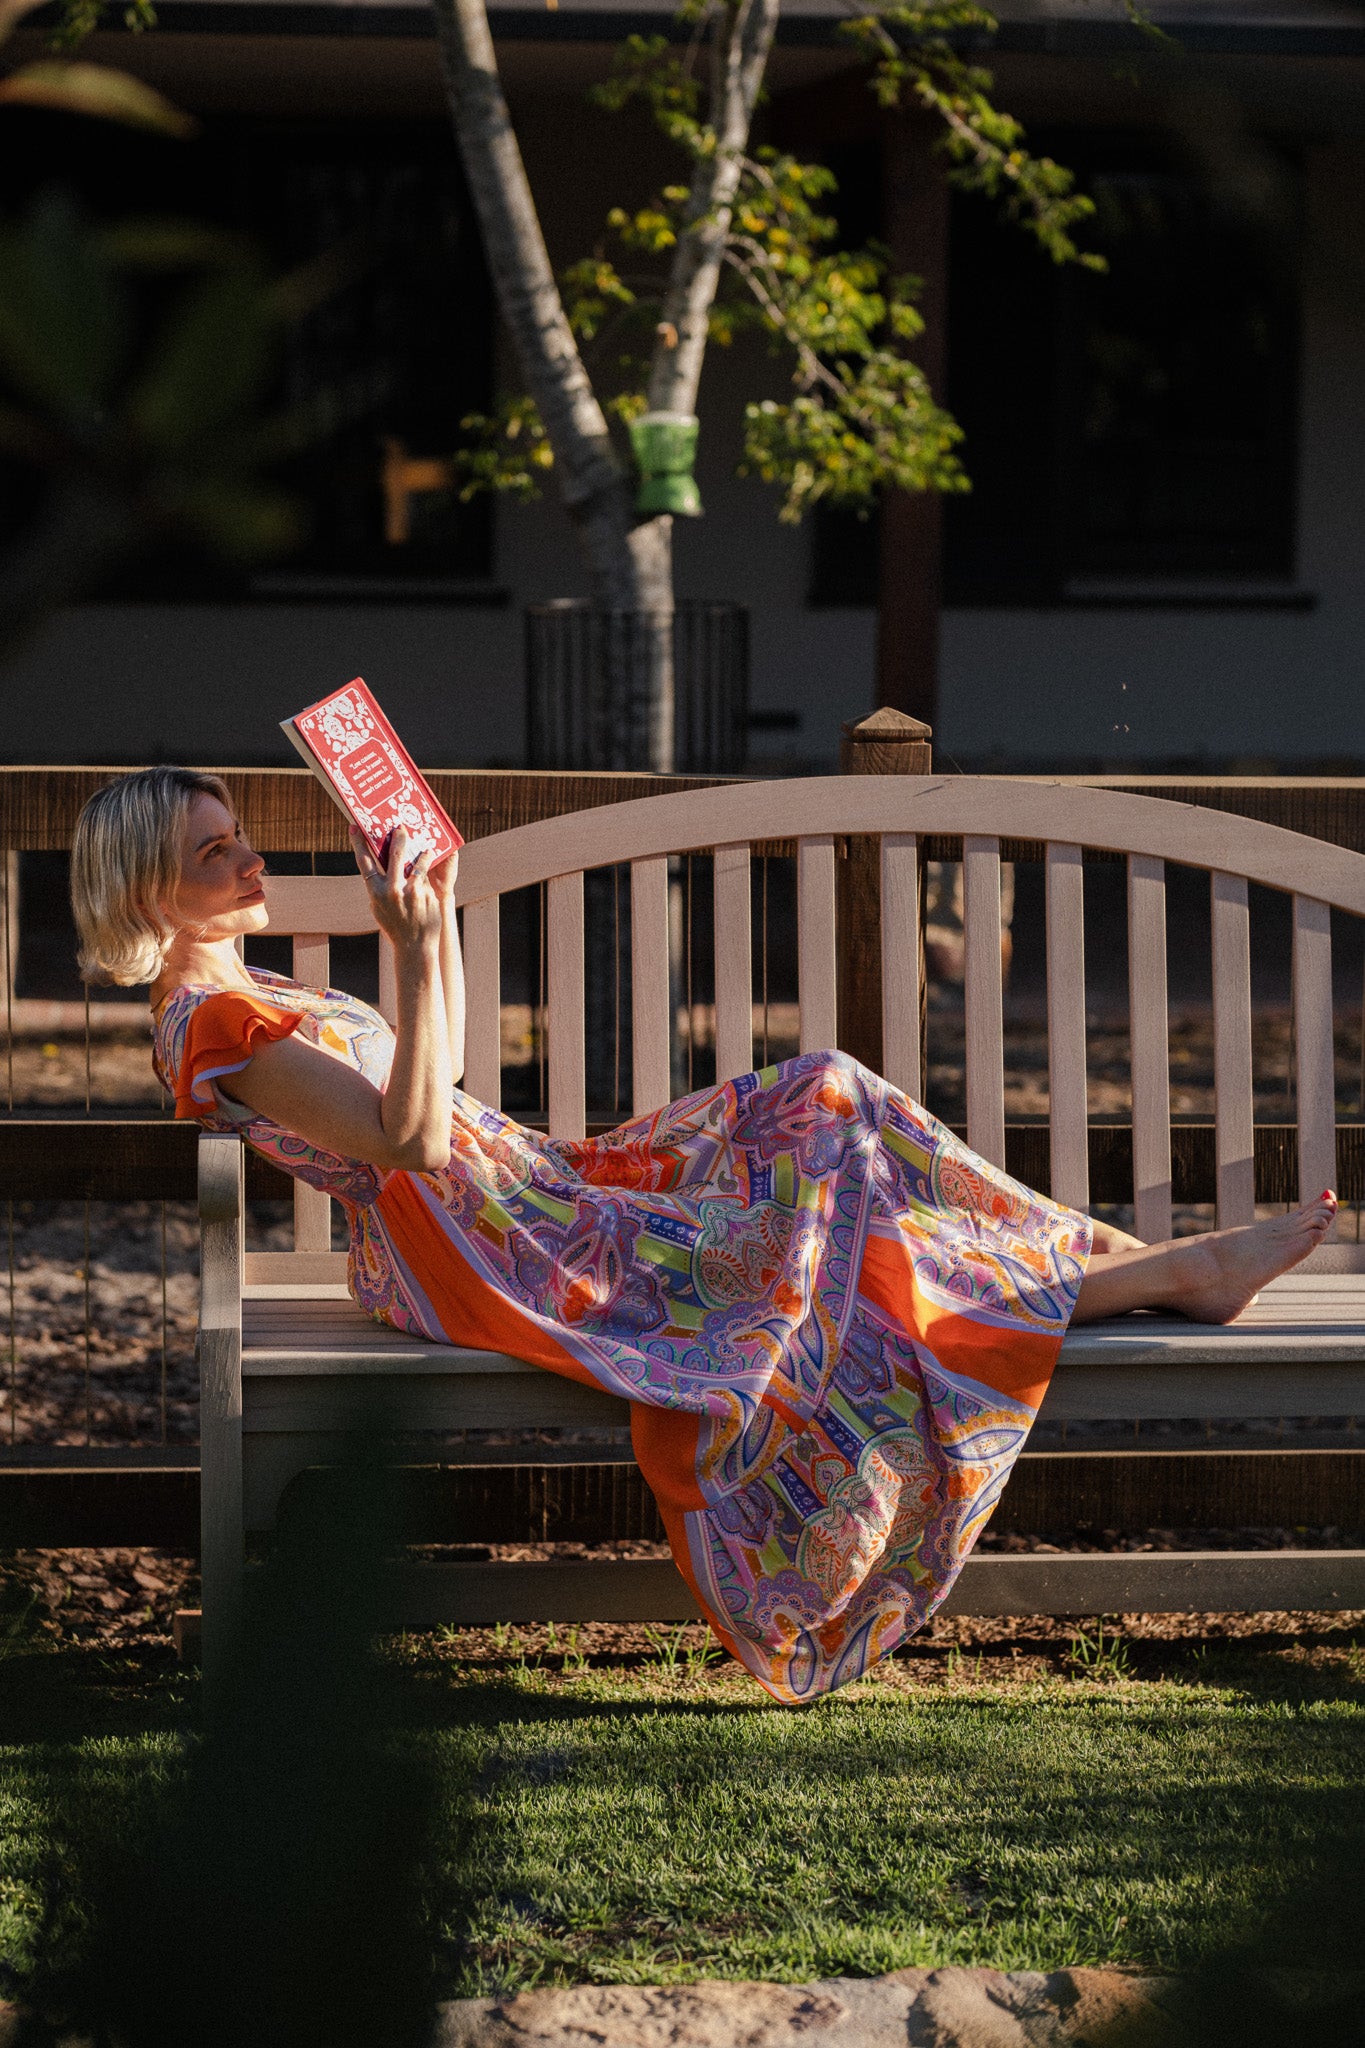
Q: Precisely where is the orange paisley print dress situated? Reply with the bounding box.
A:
[156,968,1091,1703]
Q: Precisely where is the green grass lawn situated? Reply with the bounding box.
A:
[2,1621,1363,2005]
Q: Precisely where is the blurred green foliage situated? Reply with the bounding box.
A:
[0,187,348,644]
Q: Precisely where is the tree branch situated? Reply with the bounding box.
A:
[646,0,780,415]
[720,239,848,404]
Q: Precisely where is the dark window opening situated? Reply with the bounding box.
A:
[0,111,493,600]
[809,130,1301,608]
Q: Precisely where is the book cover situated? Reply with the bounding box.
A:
[281,679,464,867]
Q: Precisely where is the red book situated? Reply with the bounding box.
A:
[281,679,464,867]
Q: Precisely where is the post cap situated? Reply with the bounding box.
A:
[841,708,933,743]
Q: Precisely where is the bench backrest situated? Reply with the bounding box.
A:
[255,776,1365,1260]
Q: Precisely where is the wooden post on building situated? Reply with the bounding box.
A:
[837,709,931,1077]
[876,112,950,726]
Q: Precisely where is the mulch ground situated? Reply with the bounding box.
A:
[3,1542,1362,1684]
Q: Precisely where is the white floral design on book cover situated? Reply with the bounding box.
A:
[297,688,453,857]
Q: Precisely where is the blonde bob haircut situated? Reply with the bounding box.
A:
[71,768,235,986]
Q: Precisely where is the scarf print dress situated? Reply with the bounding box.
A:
[156,968,1092,1704]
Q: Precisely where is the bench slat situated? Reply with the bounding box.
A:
[287,934,335,1251]
[461,896,502,1108]
[1211,872,1255,1226]
[242,1371,625,1431]
[547,870,587,1139]
[964,836,1006,1168]
[1045,842,1089,1208]
[378,933,397,1026]
[291,933,330,990]
[291,1182,331,1255]
[880,832,920,1100]
[713,843,753,1086]
[264,873,370,934]
[1128,853,1172,1241]
[942,1549,1365,1617]
[797,835,837,1053]
[630,856,671,1113]
[1294,892,1337,1218]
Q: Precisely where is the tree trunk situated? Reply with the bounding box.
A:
[648,0,780,420]
[432,0,687,769]
[582,513,676,773]
[875,111,950,725]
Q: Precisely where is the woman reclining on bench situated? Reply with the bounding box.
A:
[71,767,1336,1703]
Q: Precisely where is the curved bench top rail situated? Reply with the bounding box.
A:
[259,775,1365,933]
[450,778,1365,915]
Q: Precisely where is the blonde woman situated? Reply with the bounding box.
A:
[72,767,1335,1702]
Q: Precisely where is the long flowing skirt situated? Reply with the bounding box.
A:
[346,1051,1091,1702]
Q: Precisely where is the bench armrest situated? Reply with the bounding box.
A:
[198,1134,244,1335]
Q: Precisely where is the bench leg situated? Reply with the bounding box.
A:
[199,1324,243,1703]
[198,1133,245,1711]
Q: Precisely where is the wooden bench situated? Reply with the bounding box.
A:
[197,775,1365,1683]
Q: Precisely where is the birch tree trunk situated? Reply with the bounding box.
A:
[648,0,779,419]
[430,0,675,764]
[430,0,778,773]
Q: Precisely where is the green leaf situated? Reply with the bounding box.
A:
[0,61,194,136]
[0,189,126,411]
[0,0,49,44]
[453,396,554,501]
[47,0,156,51]
[101,218,256,271]
[128,265,275,451]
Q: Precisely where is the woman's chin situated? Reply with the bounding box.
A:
[206,901,270,938]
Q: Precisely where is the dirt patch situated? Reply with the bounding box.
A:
[3,1543,1361,1680]
[0,1545,197,1648]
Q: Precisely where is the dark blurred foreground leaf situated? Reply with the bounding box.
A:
[22,1436,442,2048]
[0,188,350,650]
[0,61,194,134]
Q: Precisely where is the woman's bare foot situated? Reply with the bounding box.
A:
[1072,1193,1337,1325]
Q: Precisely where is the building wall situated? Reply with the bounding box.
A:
[934,143,1365,768]
[0,69,1361,772]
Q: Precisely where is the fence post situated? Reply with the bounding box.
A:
[837,709,932,1079]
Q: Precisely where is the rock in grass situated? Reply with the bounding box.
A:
[433,1967,1193,2046]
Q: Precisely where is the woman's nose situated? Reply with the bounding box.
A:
[241,844,265,879]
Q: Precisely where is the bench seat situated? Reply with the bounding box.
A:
[242,1272,1365,1393]
[234,1273,1365,1626]
[243,1270,1365,1354]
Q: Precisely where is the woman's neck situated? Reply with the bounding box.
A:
[151,934,258,1010]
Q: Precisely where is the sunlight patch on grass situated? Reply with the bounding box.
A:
[0,1639,1362,2001]
[418,1661,1365,1995]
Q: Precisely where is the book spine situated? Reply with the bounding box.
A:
[278,717,375,845]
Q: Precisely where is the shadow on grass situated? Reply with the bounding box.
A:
[13,1433,442,2048]
[4,1589,1363,2041]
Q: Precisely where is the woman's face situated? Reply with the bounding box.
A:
[169,793,269,941]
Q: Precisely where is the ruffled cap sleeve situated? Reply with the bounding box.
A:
[165,990,303,1118]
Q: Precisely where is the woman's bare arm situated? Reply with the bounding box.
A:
[217,826,453,1172]
[431,851,465,1082]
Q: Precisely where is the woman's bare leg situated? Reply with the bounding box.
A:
[1072,1193,1337,1325]
[1089,1218,1145,1255]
